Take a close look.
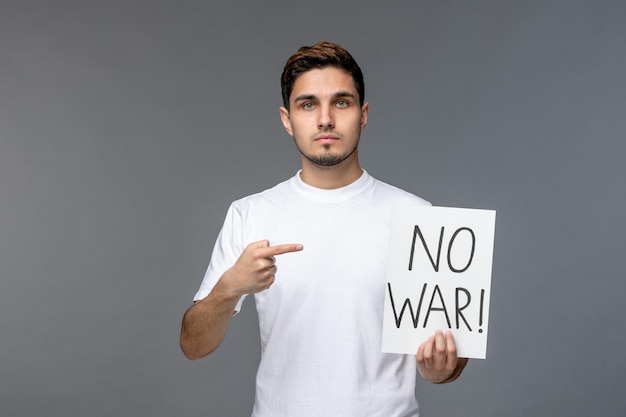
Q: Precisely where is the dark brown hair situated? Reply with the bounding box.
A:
[280,41,365,109]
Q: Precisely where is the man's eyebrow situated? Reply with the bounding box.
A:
[332,91,357,100]
[293,91,357,103]
[293,94,318,102]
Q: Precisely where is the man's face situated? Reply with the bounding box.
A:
[279,67,368,170]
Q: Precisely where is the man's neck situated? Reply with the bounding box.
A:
[299,156,363,190]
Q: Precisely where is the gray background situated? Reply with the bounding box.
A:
[1,1,624,416]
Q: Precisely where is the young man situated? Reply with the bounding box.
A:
[180,41,468,417]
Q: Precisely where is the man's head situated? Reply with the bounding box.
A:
[278,42,369,186]
[281,41,365,110]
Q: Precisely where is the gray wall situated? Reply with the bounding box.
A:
[1,1,624,416]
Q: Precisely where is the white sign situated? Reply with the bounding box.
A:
[382,205,496,359]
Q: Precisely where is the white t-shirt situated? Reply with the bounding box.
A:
[195,170,430,417]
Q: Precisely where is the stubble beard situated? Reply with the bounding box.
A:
[295,141,359,169]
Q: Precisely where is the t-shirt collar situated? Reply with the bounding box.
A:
[289,169,373,203]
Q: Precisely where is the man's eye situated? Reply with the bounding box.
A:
[336,100,349,108]
[302,102,315,110]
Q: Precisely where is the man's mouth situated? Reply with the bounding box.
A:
[315,135,339,144]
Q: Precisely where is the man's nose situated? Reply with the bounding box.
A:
[317,105,334,129]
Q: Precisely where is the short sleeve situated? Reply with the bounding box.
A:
[193,202,248,312]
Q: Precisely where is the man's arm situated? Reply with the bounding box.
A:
[180,240,303,360]
[416,330,469,384]
[180,276,241,360]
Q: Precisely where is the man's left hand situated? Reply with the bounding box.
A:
[416,330,468,384]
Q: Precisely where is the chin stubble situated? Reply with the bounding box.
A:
[299,144,358,168]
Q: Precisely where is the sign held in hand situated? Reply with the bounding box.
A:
[382,205,496,359]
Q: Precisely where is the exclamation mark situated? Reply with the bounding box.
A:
[478,289,485,333]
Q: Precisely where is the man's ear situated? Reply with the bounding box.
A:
[279,107,293,136]
[360,102,369,131]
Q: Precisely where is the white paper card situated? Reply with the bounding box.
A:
[382,205,496,359]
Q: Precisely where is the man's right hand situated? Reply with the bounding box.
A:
[180,240,303,359]
[222,240,303,296]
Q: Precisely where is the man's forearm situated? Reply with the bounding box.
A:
[179,279,240,360]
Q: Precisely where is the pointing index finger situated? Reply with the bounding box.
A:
[266,243,304,256]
